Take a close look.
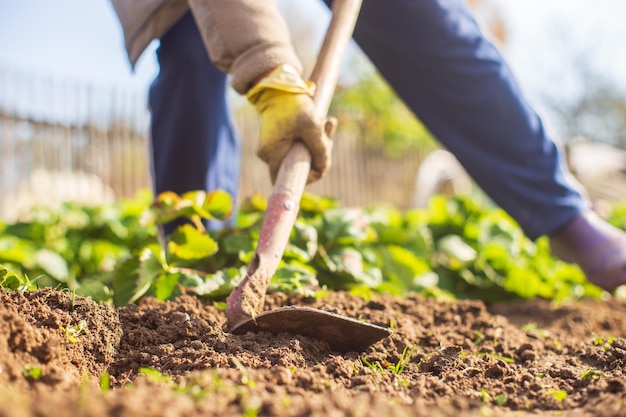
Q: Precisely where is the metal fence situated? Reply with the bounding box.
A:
[0,69,432,220]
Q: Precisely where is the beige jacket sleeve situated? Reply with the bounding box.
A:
[188,0,304,94]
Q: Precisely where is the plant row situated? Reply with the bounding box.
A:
[2,189,620,305]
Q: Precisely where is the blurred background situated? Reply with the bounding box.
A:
[2,0,626,220]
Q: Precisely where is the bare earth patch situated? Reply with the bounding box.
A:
[1,288,625,416]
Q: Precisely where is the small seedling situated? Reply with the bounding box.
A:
[475,352,514,363]
[231,357,255,387]
[389,318,396,330]
[592,336,615,350]
[473,330,486,345]
[581,369,603,381]
[495,394,508,407]
[396,379,410,388]
[521,322,550,339]
[23,365,42,380]
[479,405,493,417]
[100,372,111,392]
[139,367,172,384]
[360,358,386,375]
[0,267,37,293]
[360,344,416,377]
[60,320,88,343]
[351,362,361,375]
[213,301,227,311]
[388,344,416,375]
[548,390,568,402]
[61,287,77,311]
[242,395,262,417]
[479,388,492,403]
[313,289,329,300]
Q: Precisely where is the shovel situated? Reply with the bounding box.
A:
[225,0,391,352]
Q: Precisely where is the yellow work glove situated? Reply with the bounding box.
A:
[247,64,335,184]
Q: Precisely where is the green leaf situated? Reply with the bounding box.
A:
[191,267,246,299]
[380,245,432,290]
[139,367,172,384]
[503,267,549,300]
[427,196,471,239]
[299,193,339,214]
[150,191,196,225]
[0,237,36,266]
[368,207,411,245]
[112,245,165,306]
[319,247,382,288]
[34,249,70,283]
[284,221,318,262]
[133,245,168,303]
[437,235,477,268]
[201,189,233,221]
[112,256,140,306]
[239,193,268,213]
[269,262,319,295]
[4,221,47,242]
[153,273,180,301]
[79,239,127,273]
[0,265,35,292]
[322,208,373,247]
[235,212,263,229]
[221,233,254,255]
[548,390,568,402]
[168,224,219,261]
[74,277,113,303]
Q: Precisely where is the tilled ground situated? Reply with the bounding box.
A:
[1,288,626,417]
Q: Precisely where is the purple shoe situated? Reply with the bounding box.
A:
[550,211,626,291]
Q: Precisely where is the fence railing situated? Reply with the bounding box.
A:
[0,69,432,220]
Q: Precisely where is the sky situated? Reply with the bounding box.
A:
[490,0,626,104]
[0,0,158,90]
[1,0,626,122]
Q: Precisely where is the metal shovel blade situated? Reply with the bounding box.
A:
[229,306,392,353]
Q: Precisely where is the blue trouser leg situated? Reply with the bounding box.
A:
[149,12,240,233]
[325,0,588,239]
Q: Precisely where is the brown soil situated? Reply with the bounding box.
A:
[1,288,625,417]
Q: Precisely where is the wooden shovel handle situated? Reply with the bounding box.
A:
[226,0,363,326]
[241,0,362,302]
[273,0,363,194]
[310,0,363,115]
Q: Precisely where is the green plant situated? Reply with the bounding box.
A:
[548,390,568,402]
[479,388,492,403]
[495,394,508,407]
[0,266,37,292]
[99,372,111,392]
[388,345,416,375]
[592,336,616,350]
[359,344,416,377]
[580,369,603,381]
[359,358,387,375]
[138,367,173,384]
[2,190,621,307]
[60,320,88,343]
[473,331,486,345]
[23,365,42,380]
[521,322,550,339]
[230,357,256,388]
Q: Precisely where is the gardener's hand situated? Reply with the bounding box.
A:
[247,65,335,184]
